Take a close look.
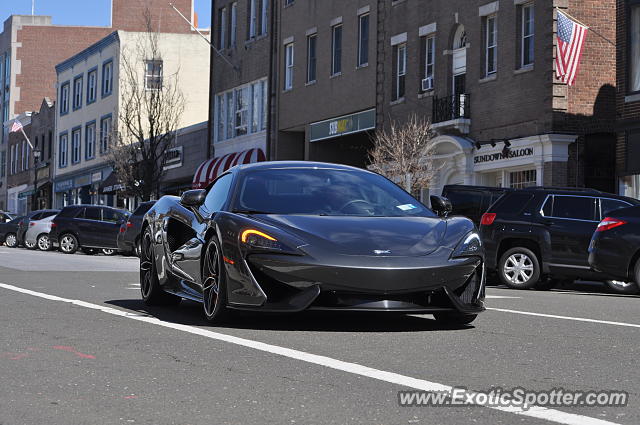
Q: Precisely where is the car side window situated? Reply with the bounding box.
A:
[31,213,43,220]
[600,198,631,218]
[41,211,57,219]
[203,173,234,213]
[102,208,120,223]
[84,207,101,221]
[551,196,596,221]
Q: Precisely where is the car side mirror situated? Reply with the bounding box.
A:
[430,195,452,217]
[180,189,207,208]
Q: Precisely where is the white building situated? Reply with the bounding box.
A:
[53,30,209,209]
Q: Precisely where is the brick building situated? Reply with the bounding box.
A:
[200,0,270,189]
[617,0,640,198]
[0,0,196,211]
[31,98,55,210]
[249,0,617,195]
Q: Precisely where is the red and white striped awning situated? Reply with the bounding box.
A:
[192,148,266,189]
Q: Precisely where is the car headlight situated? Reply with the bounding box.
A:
[240,229,286,251]
[452,232,482,258]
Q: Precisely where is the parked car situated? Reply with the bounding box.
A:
[0,215,25,247]
[24,215,57,251]
[49,205,130,254]
[480,187,640,290]
[141,161,485,325]
[0,211,15,223]
[588,206,640,294]
[117,201,156,256]
[441,185,512,226]
[16,209,59,248]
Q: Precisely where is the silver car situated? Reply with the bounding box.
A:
[25,215,57,251]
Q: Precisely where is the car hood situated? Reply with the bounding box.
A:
[253,215,447,256]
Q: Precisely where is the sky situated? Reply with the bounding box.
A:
[0,0,211,28]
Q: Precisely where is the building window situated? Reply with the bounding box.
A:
[230,3,237,47]
[260,0,268,35]
[485,15,497,76]
[331,25,342,76]
[215,79,268,142]
[4,53,9,86]
[284,43,294,90]
[102,60,113,97]
[145,60,163,90]
[420,35,435,91]
[248,0,257,39]
[100,116,112,154]
[392,43,406,101]
[358,14,369,67]
[219,7,227,49]
[21,142,26,172]
[306,34,317,83]
[47,131,52,160]
[60,82,70,115]
[510,170,537,189]
[0,150,5,177]
[71,128,81,164]
[521,4,534,67]
[73,76,83,110]
[284,0,294,6]
[87,69,97,104]
[630,4,640,92]
[85,122,96,160]
[59,133,68,168]
[235,87,249,136]
[9,144,14,174]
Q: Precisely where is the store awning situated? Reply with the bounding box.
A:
[99,172,126,194]
[192,148,266,189]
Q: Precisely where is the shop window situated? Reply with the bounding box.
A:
[509,169,536,188]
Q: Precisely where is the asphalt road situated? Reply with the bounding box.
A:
[0,246,638,425]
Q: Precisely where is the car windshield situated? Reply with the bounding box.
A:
[234,168,435,217]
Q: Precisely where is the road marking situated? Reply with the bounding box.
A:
[487,307,640,329]
[0,282,620,425]
[485,295,521,299]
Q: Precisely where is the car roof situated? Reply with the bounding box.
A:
[233,161,365,174]
[519,187,639,202]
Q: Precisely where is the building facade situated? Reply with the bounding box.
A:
[0,0,197,210]
[263,0,617,195]
[617,0,640,198]
[161,121,209,195]
[53,30,210,209]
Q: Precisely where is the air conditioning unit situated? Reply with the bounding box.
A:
[421,77,434,91]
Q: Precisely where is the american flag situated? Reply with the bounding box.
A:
[10,120,23,133]
[555,10,588,86]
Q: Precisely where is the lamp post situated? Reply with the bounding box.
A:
[32,149,41,210]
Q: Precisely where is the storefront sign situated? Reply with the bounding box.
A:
[54,179,74,193]
[18,189,35,199]
[163,146,183,170]
[310,109,376,142]
[75,174,91,187]
[36,166,50,181]
[474,148,534,164]
[92,172,102,182]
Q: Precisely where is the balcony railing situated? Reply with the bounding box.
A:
[432,94,471,124]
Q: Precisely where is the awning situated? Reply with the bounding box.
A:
[99,172,126,194]
[192,148,266,189]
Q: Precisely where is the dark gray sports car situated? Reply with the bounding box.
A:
[140,162,485,324]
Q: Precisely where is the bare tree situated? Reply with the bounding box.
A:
[108,11,186,201]
[368,114,440,197]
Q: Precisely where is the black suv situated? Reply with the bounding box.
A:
[50,205,130,254]
[480,187,640,290]
[442,185,512,226]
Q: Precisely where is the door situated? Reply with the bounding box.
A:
[75,207,101,246]
[99,208,126,248]
[541,195,599,269]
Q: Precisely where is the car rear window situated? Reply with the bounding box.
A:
[40,211,58,219]
[491,192,535,215]
[600,198,632,218]
[445,190,484,219]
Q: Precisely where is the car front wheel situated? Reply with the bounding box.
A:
[37,234,52,251]
[498,247,541,289]
[202,237,229,323]
[102,248,116,256]
[59,233,79,254]
[5,233,17,248]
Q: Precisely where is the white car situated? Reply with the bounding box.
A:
[25,215,57,251]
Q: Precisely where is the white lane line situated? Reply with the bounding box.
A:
[0,282,620,425]
[487,307,640,329]
[485,295,521,299]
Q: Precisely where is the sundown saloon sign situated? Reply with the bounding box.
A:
[474,147,534,164]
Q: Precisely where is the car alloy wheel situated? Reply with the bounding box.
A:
[102,248,116,256]
[37,235,51,251]
[504,254,534,285]
[139,228,180,305]
[202,238,228,322]
[605,280,639,295]
[5,233,17,248]
[60,234,78,254]
[25,240,36,249]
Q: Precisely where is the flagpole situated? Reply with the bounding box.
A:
[19,127,34,150]
[556,8,618,50]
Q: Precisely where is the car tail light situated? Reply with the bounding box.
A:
[126,221,134,228]
[29,222,36,227]
[481,213,497,226]
[50,222,57,228]
[596,217,627,232]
